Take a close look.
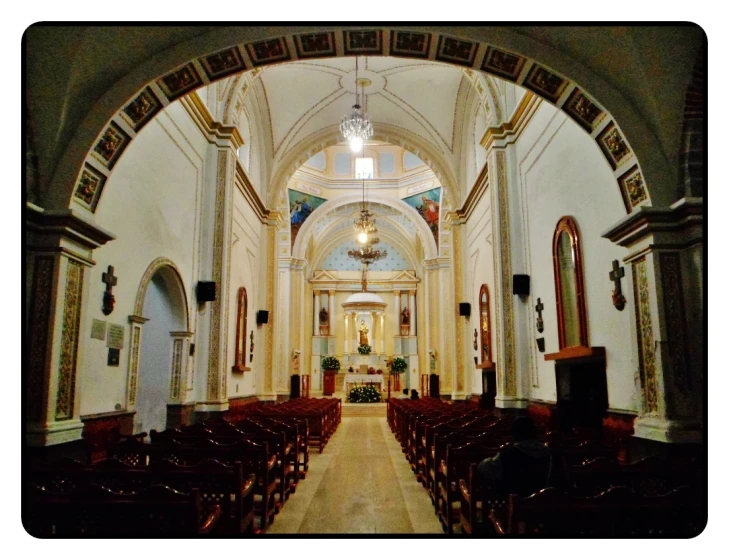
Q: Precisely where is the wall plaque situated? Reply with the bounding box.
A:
[107,323,125,349]
[91,319,107,340]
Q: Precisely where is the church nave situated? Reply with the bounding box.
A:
[268,417,442,534]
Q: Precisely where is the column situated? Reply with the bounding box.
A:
[380,313,385,355]
[410,290,417,336]
[314,290,320,334]
[603,198,703,444]
[394,290,401,324]
[344,312,349,354]
[261,214,283,400]
[352,312,358,353]
[329,290,336,335]
[26,204,115,446]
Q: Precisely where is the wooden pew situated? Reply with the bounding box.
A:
[107,437,278,531]
[27,482,222,536]
[488,485,702,536]
[29,457,256,534]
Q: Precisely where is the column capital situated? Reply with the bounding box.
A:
[601,197,703,261]
[314,289,321,296]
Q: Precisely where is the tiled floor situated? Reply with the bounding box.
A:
[267,417,443,534]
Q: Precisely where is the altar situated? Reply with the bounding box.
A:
[343,374,384,393]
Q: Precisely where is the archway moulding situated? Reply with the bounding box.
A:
[291,193,439,261]
[133,257,191,333]
[38,26,690,217]
[270,124,458,209]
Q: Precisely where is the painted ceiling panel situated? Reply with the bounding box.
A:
[382,65,463,151]
[259,64,343,154]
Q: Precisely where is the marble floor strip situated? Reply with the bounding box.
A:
[267,417,443,534]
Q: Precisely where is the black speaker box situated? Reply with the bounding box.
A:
[513,274,530,296]
[256,310,269,324]
[459,302,471,317]
[429,373,440,399]
[290,374,301,399]
[196,281,216,302]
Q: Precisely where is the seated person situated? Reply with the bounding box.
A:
[409,389,420,400]
[477,416,568,495]
[396,389,410,399]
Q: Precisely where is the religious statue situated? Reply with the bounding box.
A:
[319,306,329,325]
[401,306,410,325]
[359,320,369,346]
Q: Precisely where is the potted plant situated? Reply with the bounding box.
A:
[322,355,340,396]
[389,357,408,375]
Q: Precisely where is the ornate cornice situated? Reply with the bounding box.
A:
[234,160,269,222]
[180,93,244,150]
[601,197,703,249]
[457,163,489,221]
[480,91,540,150]
[26,203,116,250]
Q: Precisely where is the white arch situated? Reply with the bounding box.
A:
[269,124,458,209]
[292,193,439,261]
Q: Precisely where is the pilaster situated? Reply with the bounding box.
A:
[26,203,115,445]
[489,149,519,409]
[602,197,703,443]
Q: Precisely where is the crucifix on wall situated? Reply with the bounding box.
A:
[535,297,544,333]
[102,265,117,316]
[609,260,627,311]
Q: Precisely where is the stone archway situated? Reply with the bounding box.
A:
[31,26,694,216]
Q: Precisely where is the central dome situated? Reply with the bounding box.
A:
[344,291,385,304]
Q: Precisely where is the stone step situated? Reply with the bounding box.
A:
[341,403,387,417]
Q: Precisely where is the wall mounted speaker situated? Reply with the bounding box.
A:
[196,281,216,302]
[513,274,530,296]
[256,310,269,325]
[459,303,471,317]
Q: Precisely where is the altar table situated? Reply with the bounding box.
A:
[343,374,384,393]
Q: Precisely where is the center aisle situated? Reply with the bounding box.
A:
[267,417,443,534]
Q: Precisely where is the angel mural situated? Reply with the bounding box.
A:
[288,189,327,248]
[403,187,441,248]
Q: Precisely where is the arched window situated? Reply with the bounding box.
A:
[478,284,493,366]
[552,216,589,349]
[233,287,249,372]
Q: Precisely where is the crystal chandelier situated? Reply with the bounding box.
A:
[340,57,373,153]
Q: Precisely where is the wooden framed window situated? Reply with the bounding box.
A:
[478,284,494,367]
[233,287,250,372]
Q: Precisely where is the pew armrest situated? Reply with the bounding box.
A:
[488,509,505,535]
[242,474,256,498]
[199,505,223,534]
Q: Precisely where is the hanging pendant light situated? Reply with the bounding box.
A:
[340,57,373,153]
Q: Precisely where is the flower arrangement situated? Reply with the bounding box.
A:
[376,368,383,374]
[348,385,382,403]
[358,344,372,354]
[348,366,354,373]
[321,355,340,371]
[368,366,376,375]
[389,357,408,374]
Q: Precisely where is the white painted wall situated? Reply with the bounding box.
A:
[226,186,264,398]
[513,102,639,412]
[465,182,494,394]
[76,101,207,416]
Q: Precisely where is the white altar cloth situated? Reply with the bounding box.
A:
[344,374,384,393]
